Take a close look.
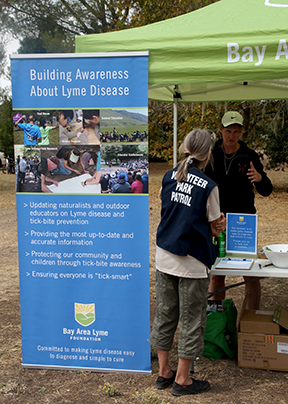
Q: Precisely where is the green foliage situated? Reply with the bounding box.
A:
[38,386,47,394]
[1,0,221,56]
[101,144,147,163]
[1,0,133,39]
[41,31,75,53]
[101,145,123,164]
[126,0,220,28]
[18,37,46,54]
[140,388,167,404]
[149,99,288,166]
[18,31,75,54]
[17,26,74,54]
[121,144,147,157]
[102,381,121,397]
[149,101,224,163]
[21,146,40,160]
[0,41,6,75]
[0,95,13,156]
[150,347,158,359]
[265,126,288,170]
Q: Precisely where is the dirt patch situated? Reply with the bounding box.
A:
[1,163,288,404]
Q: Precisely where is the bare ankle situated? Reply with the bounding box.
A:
[160,369,173,379]
[175,377,192,386]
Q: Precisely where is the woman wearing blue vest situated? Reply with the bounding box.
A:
[150,129,226,397]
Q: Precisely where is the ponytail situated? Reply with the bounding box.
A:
[175,129,212,182]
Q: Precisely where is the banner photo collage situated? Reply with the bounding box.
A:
[11,53,151,374]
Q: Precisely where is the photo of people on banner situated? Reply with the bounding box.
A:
[14,143,148,194]
[13,108,148,146]
[14,107,148,194]
[40,145,101,193]
[14,145,100,194]
[15,145,42,193]
[59,109,100,145]
[13,109,101,146]
[100,144,148,194]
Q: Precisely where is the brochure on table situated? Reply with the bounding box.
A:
[215,258,254,270]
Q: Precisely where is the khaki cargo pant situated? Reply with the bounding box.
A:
[150,270,210,359]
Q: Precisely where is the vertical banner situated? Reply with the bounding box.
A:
[11,52,151,373]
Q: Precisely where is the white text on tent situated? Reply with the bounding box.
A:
[227,39,288,66]
[227,43,266,66]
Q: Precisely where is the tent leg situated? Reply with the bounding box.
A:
[173,101,178,167]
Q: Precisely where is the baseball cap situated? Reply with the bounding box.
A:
[119,172,126,179]
[222,111,243,127]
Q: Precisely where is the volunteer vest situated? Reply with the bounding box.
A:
[156,165,218,268]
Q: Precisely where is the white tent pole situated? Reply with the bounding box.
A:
[173,100,178,167]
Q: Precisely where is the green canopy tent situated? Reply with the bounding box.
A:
[75,0,288,163]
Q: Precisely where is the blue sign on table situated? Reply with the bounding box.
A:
[226,213,258,255]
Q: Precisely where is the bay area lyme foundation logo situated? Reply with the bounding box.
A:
[75,303,95,326]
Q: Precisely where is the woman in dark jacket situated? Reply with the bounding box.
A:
[205,111,273,310]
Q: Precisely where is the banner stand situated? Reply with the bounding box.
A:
[11,52,151,374]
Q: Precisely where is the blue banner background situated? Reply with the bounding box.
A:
[13,53,151,373]
[17,193,150,372]
[11,55,148,109]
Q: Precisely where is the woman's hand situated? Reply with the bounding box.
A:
[210,213,226,237]
[247,161,262,183]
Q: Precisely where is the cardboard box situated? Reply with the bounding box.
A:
[240,310,280,335]
[238,333,288,371]
[238,296,288,371]
[273,305,288,330]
